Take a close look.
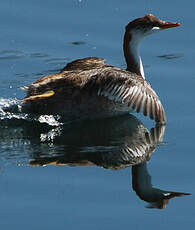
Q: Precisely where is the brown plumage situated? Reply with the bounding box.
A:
[22,14,181,123]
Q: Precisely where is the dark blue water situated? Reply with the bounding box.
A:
[0,0,195,229]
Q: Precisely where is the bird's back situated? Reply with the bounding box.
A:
[22,57,166,123]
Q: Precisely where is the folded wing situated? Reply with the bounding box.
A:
[84,68,166,124]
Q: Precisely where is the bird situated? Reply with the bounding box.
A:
[22,14,180,124]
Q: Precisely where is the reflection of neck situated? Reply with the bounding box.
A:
[132,163,162,201]
[132,163,191,209]
[123,31,145,79]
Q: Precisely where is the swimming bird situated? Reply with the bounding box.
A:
[22,14,180,123]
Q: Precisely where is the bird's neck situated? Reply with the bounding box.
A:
[123,31,145,79]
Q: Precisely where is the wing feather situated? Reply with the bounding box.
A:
[149,96,155,120]
[135,93,144,113]
[86,68,166,123]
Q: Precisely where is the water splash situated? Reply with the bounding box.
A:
[0,97,63,145]
[0,97,65,165]
[0,97,62,126]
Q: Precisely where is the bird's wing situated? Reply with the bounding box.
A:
[24,57,107,96]
[84,68,166,123]
[61,57,107,72]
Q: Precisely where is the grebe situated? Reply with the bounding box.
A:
[22,14,180,123]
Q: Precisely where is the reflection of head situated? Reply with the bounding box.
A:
[146,191,191,209]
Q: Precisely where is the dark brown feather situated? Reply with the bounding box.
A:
[23,58,166,124]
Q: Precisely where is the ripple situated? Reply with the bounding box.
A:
[44,57,69,64]
[157,53,183,60]
[0,50,25,60]
[69,41,86,46]
[0,50,24,55]
[29,52,49,58]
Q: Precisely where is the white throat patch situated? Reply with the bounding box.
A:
[130,30,145,79]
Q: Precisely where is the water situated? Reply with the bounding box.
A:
[0,0,195,229]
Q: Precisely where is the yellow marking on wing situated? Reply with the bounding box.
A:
[24,90,55,102]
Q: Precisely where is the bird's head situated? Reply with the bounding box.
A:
[125,14,181,39]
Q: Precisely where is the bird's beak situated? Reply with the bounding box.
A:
[160,21,181,30]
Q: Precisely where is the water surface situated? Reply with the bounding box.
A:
[0,0,195,229]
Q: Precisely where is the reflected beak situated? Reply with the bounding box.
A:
[160,21,181,29]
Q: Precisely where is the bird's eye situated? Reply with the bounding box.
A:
[151,26,161,32]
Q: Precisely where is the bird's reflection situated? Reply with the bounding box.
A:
[30,115,162,169]
[132,163,190,209]
[28,114,190,209]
